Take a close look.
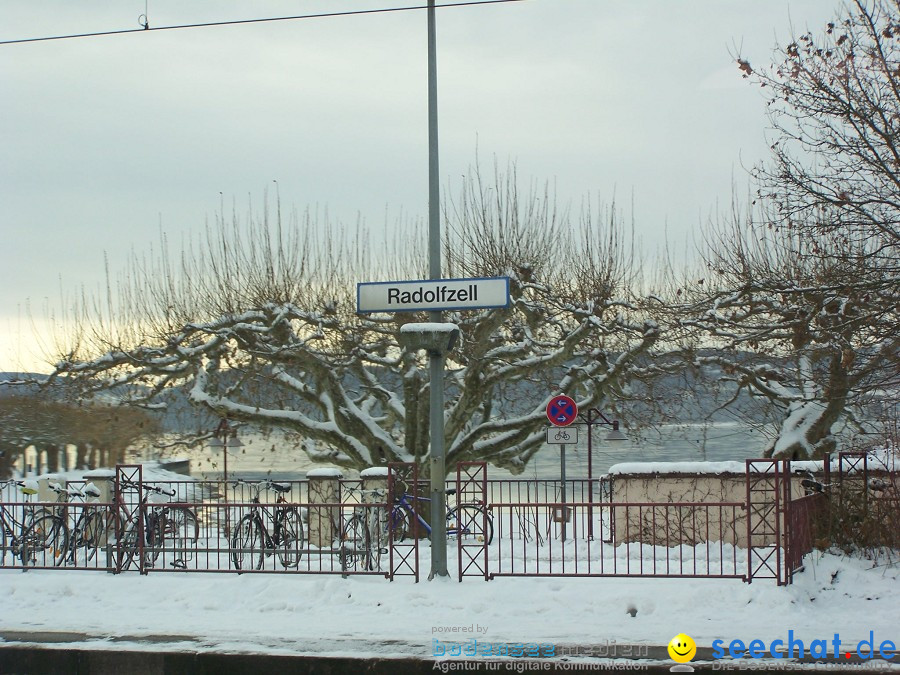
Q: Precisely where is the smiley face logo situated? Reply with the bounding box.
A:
[667,633,697,663]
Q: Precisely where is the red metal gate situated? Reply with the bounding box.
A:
[745,459,788,585]
[456,462,489,581]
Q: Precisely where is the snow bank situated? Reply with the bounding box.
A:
[0,552,896,661]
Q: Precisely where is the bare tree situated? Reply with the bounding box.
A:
[684,206,896,459]
[48,171,668,476]
[689,0,900,458]
[0,394,161,478]
[738,0,900,290]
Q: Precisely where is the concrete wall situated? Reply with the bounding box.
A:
[607,471,816,548]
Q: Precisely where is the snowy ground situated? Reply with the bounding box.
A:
[0,550,898,669]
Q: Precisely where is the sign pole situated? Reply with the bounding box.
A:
[426,0,448,579]
[546,423,577,545]
[560,444,567,542]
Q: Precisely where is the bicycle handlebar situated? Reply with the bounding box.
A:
[230,479,290,493]
[118,479,176,497]
[1,479,39,495]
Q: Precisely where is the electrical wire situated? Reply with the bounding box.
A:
[0,0,525,46]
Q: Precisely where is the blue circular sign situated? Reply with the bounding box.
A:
[547,395,578,426]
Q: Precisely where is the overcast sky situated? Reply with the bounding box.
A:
[0,0,841,372]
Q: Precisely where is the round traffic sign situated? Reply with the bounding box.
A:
[547,395,578,426]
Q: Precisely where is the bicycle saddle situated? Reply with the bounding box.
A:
[270,482,291,493]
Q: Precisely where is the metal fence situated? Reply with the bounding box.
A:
[0,467,409,578]
[2,455,896,584]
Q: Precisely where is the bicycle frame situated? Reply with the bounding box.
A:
[246,496,292,548]
[389,490,493,548]
[0,481,68,567]
[0,502,34,558]
[393,492,433,536]
[115,479,180,571]
[0,481,37,538]
[392,492,475,537]
[0,502,32,539]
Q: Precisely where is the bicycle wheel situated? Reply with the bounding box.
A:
[70,507,121,567]
[144,513,165,567]
[275,508,303,568]
[447,504,493,545]
[339,515,371,571]
[120,516,162,570]
[388,507,411,542]
[0,520,8,565]
[231,515,265,571]
[368,510,386,571]
[21,514,69,566]
[68,511,97,567]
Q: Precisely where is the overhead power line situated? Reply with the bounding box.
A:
[0,0,525,46]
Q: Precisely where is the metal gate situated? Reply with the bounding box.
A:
[456,462,488,581]
[745,459,788,584]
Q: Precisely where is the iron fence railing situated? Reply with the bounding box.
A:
[483,500,748,579]
[3,460,896,584]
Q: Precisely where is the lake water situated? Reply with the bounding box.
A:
[157,422,771,481]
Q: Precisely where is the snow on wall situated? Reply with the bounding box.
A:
[360,467,390,477]
[305,468,344,479]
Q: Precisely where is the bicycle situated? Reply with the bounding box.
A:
[0,479,69,567]
[387,487,493,545]
[229,480,304,572]
[118,479,199,570]
[63,482,123,567]
[339,486,388,572]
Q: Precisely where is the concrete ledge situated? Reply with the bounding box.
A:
[0,648,636,675]
[2,648,899,675]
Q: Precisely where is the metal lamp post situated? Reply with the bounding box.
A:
[208,418,243,484]
[208,419,243,537]
[425,0,449,579]
[579,409,626,539]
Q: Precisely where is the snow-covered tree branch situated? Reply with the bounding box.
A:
[48,170,673,476]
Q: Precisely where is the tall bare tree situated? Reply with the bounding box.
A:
[683,209,896,459]
[48,171,668,475]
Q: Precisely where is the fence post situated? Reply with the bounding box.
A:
[361,467,389,567]
[360,467,389,507]
[36,474,66,503]
[83,469,116,551]
[306,468,343,548]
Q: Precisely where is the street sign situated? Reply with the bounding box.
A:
[547,395,578,426]
[546,426,578,444]
[357,276,510,313]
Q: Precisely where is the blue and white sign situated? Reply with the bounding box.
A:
[357,276,510,313]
